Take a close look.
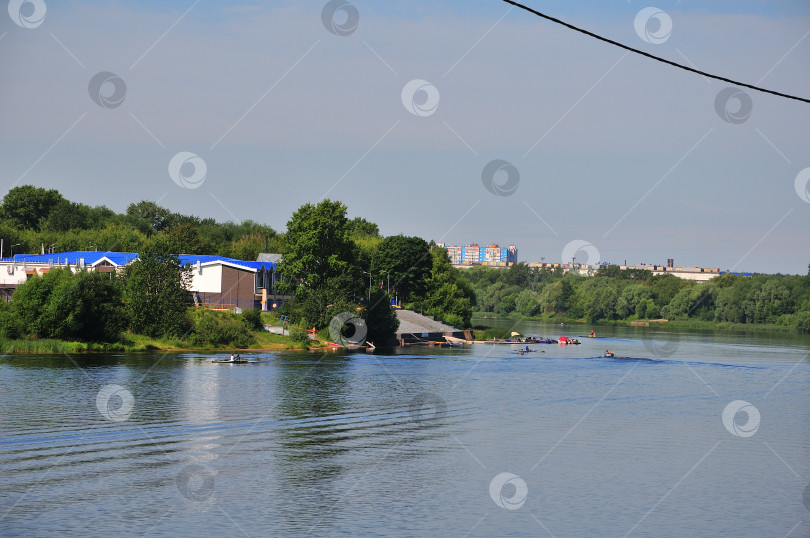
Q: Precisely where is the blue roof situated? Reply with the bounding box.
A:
[177,255,276,271]
[9,251,140,266]
[3,251,277,271]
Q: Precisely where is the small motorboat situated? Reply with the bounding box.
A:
[558,336,581,345]
[604,350,615,358]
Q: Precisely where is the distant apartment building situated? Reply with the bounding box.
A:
[437,243,517,267]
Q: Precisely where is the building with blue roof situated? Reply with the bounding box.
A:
[0,251,286,310]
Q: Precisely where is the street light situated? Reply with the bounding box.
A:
[380,270,390,295]
[362,270,372,302]
[10,243,20,258]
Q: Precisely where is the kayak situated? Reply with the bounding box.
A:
[213,359,250,363]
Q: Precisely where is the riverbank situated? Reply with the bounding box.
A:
[0,330,326,354]
[473,313,804,334]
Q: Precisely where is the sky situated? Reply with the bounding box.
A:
[1,0,809,274]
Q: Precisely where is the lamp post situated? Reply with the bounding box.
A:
[362,270,371,302]
[10,243,20,258]
[381,270,390,295]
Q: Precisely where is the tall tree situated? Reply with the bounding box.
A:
[372,235,431,302]
[348,217,380,239]
[123,248,191,337]
[1,185,63,231]
[279,200,362,327]
[125,201,173,235]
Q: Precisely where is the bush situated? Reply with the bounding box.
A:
[239,308,263,331]
[189,310,255,348]
[9,269,127,342]
[438,313,464,329]
[0,301,23,339]
[288,327,310,347]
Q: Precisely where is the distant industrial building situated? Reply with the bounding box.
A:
[527,258,722,282]
[438,243,517,267]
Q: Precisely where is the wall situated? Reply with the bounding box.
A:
[187,264,222,294]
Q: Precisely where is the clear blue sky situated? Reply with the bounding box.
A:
[2,0,809,273]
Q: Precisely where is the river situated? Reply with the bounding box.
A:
[1,323,808,537]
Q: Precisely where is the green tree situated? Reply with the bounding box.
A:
[156,223,206,255]
[538,281,564,315]
[584,284,618,322]
[500,262,532,287]
[42,200,92,232]
[123,249,191,337]
[416,248,476,327]
[230,232,264,261]
[372,235,431,302]
[348,217,380,238]
[514,289,540,316]
[125,201,173,235]
[278,200,362,326]
[1,185,63,230]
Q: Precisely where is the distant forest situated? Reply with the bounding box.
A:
[464,263,810,332]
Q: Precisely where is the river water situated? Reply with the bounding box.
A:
[1,322,808,537]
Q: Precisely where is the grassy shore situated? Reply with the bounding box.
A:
[0,330,328,354]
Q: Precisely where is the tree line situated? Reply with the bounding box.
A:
[0,187,477,345]
[461,263,810,332]
[0,185,284,259]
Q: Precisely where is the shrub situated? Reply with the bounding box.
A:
[189,310,255,348]
[239,308,263,331]
[288,327,310,347]
[0,301,23,339]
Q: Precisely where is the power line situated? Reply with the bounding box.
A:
[500,0,810,104]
